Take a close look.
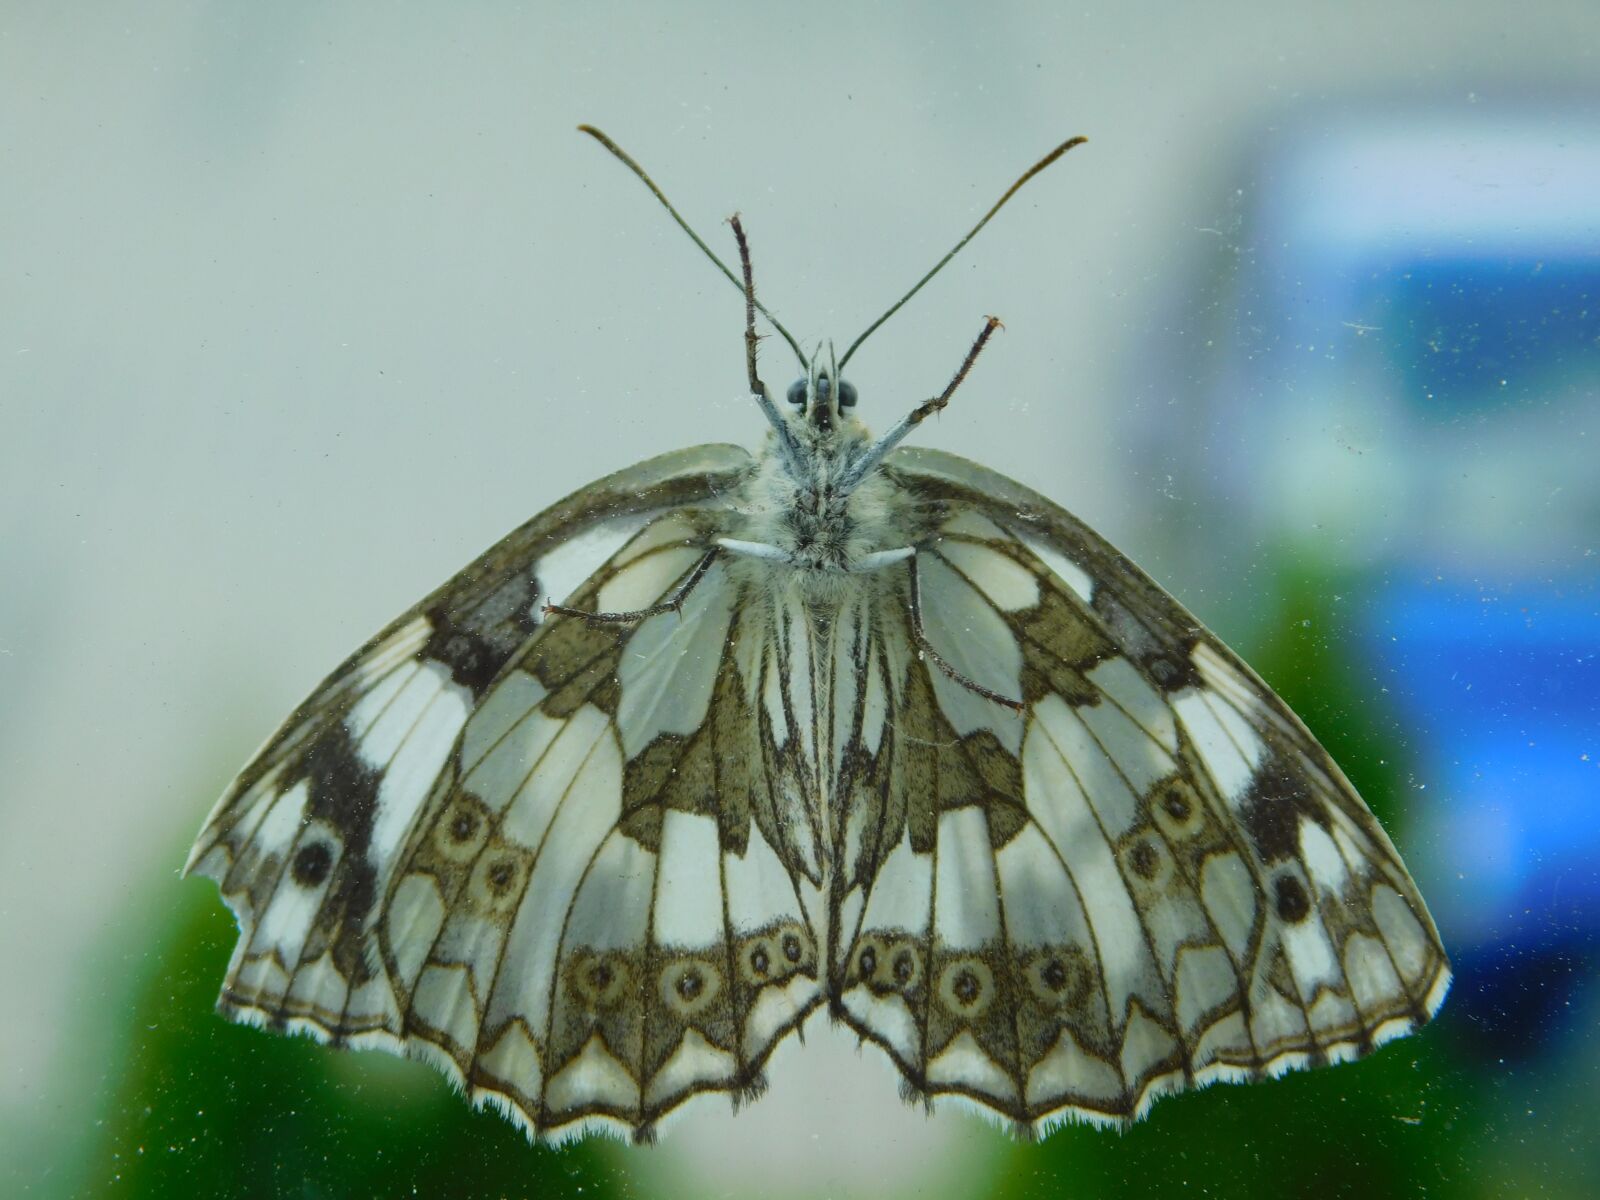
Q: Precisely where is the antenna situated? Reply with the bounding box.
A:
[837,135,1088,370]
[577,125,808,369]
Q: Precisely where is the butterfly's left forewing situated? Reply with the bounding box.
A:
[188,444,828,1140]
[828,448,1449,1133]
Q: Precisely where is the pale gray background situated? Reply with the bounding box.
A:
[3,3,1595,1197]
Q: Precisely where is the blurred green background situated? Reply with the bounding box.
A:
[4,3,1596,1197]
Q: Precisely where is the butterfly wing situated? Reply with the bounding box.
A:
[187,444,823,1139]
[369,514,823,1141]
[829,446,1449,1132]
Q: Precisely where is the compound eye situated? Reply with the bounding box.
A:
[838,380,859,408]
[785,379,807,406]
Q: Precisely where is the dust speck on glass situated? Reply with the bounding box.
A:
[184,125,1448,1145]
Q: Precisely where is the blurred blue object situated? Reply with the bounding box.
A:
[1370,577,1599,944]
[1380,571,1599,1063]
[1169,111,1600,1055]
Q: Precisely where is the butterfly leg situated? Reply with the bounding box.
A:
[730,212,806,478]
[717,539,913,572]
[835,316,1003,494]
[541,546,721,624]
[716,537,795,563]
[906,556,1025,711]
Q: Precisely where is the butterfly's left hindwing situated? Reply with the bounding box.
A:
[825,448,1449,1133]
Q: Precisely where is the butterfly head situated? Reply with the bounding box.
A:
[785,371,859,434]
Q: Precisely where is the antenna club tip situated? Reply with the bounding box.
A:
[1039,135,1090,167]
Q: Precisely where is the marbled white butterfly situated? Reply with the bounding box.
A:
[187,126,1449,1143]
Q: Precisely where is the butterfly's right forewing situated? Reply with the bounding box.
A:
[825,447,1449,1133]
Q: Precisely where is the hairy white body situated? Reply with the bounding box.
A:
[721,398,927,577]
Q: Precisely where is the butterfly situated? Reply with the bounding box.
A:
[186,125,1449,1143]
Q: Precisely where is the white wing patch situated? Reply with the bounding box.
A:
[914,551,1025,749]
[933,807,1003,950]
[615,562,737,757]
[655,811,725,947]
